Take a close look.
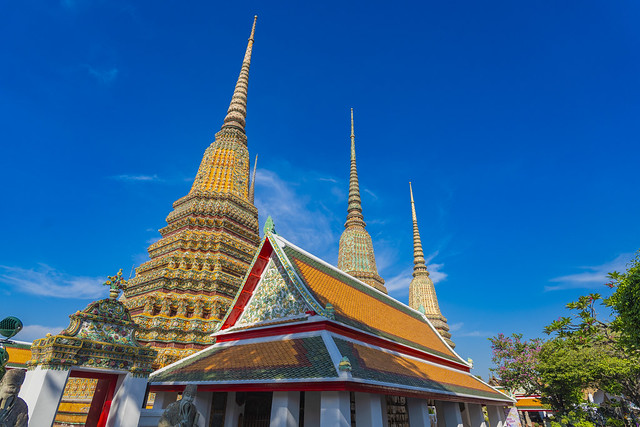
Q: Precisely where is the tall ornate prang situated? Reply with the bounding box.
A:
[123,16,261,367]
[337,109,387,294]
[408,182,454,348]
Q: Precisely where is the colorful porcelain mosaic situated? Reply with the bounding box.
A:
[237,258,309,325]
[27,297,156,377]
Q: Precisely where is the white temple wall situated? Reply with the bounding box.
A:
[20,366,70,427]
[354,392,385,427]
[106,373,148,427]
[270,391,300,427]
[407,397,431,427]
[319,390,350,427]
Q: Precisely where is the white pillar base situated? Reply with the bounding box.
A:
[224,392,244,427]
[320,391,350,427]
[270,391,300,427]
[407,397,431,427]
[355,392,384,427]
[466,403,487,427]
[487,405,506,427]
[304,391,321,427]
[437,401,463,427]
[194,391,212,427]
[105,374,148,427]
[19,366,70,427]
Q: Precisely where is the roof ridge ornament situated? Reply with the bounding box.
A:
[104,269,127,299]
[264,216,276,235]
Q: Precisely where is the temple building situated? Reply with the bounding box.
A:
[11,15,515,427]
[408,183,454,348]
[123,16,261,367]
[337,109,388,294]
[139,225,512,426]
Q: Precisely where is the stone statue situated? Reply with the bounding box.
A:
[0,369,28,427]
[158,384,199,427]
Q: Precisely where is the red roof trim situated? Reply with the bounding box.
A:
[149,382,507,405]
[217,319,469,372]
[219,239,274,331]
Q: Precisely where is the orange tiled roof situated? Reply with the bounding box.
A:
[335,338,507,400]
[516,397,550,410]
[282,244,458,362]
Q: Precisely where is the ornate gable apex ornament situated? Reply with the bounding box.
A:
[28,271,156,377]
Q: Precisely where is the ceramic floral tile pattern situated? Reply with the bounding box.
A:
[238,258,309,325]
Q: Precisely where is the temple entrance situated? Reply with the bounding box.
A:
[241,392,272,427]
[53,371,118,427]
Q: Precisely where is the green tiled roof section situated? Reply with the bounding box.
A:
[282,245,458,362]
[151,336,337,383]
[334,338,507,401]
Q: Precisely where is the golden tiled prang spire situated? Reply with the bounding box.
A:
[408,182,454,348]
[222,15,256,133]
[338,109,387,294]
[124,16,261,368]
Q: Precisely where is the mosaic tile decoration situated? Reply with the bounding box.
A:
[152,336,337,383]
[334,338,507,401]
[282,245,458,362]
[237,258,310,326]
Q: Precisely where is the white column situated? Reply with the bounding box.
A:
[270,391,300,427]
[152,391,179,409]
[195,391,212,427]
[381,396,389,427]
[224,392,244,427]
[304,391,321,427]
[437,401,463,427]
[435,401,446,427]
[466,403,487,427]
[105,374,148,427]
[355,392,384,427]
[407,397,431,427]
[320,391,350,427]
[486,405,505,427]
[19,366,70,427]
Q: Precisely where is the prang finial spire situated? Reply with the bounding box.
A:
[345,108,365,228]
[338,109,387,294]
[410,182,428,275]
[248,154,258,204]
[407,183,454,348]
[222,15,257,133]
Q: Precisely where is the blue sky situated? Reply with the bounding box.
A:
[1,1,639,379]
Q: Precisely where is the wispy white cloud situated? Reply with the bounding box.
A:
[382,253,448,296]
[84,65,119,84]
[546,253,633,291]
[318,177,338,184]
[364,188,378,200]
[457,330,495,338]
[255,169,338,260]
[15,324,66,343]
[384,266,413,293]
[112,174,161,182]
[0,265,105,299]
[428,263,448,284]
[449,322,464,332]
